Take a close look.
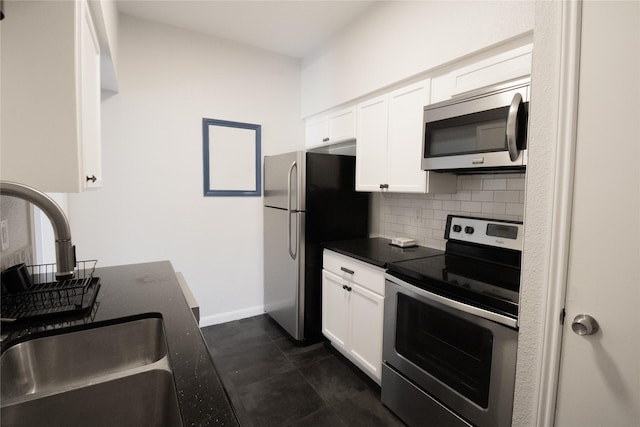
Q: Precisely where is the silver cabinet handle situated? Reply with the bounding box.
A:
[506,92,524,161]
[287,161,298,260]
[571,314,599,336]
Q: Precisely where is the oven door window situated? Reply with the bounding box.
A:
[395,293,493,408]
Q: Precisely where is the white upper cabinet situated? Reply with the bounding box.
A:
[431,42,533,104]
[354,95,388,191]
[1,0,102,192]
[356,80,457,193]
[305,106,357,149]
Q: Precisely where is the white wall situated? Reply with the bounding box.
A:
[301,0,535,117]
[67,14,303,326]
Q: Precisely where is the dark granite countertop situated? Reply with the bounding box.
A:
[1,261,239,427]
[323,237,443,268]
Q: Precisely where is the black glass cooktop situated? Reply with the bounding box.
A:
[386,254,520,319]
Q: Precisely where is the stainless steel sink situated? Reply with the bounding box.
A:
[0,317,183,427]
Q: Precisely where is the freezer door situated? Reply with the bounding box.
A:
[264,206,306,340]
[263,151,306,211]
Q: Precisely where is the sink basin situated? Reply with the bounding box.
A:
[1,369,182,427]
[0,316,183,427]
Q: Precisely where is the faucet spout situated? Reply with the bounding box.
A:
[0,181,75,279]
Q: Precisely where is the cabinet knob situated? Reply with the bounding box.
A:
[322,137,330,142]
[86,175,97,183]
[379,183,389,189]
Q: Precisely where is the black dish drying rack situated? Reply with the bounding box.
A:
[1,260,100,321]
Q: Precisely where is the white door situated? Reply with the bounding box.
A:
[555,2,640,425]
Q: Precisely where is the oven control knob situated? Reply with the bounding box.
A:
[571,314,599,336]
[452,225,462,233]
[464,226,474,234]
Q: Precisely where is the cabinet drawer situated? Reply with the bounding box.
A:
[323,250,385,295]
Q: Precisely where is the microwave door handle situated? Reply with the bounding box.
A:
[506,92,523,161]
[287,161,298,260]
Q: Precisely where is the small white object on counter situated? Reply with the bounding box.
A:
[390,237,417,248]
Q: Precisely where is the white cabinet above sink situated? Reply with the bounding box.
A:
[0,0,102,192]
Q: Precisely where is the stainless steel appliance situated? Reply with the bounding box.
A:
[382,215,523,427]
[422,79,529,172]
[263,151,369,343]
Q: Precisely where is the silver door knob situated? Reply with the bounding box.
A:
[571,314,599,336]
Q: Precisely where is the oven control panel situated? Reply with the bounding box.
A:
[445,215,523,251]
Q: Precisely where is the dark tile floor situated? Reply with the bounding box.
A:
[201,315,406,427]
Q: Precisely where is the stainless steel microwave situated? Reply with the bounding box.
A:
[422,80,529,172]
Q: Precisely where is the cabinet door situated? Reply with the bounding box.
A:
[321,270,350,349]
[327,106,356,144]
[355,95,389,192]
[348,282,385,382]
[387,80,430,193]
[80,0,102,189]
[0,0,102,192]
[305,116,328,149]
[431,43,532,104]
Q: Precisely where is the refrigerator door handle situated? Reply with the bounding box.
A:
[287,161,298,260]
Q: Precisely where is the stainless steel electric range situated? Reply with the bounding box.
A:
[382,215,523,427]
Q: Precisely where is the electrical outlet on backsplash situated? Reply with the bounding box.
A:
[371,173,526,250]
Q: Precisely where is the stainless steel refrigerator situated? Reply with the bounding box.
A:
[263,151,369,343]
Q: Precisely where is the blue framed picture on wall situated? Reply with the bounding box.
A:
[202,118,261,197]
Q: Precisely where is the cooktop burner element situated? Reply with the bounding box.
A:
[386,215,523,322]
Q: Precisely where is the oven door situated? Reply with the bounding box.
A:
[382,274,518,427]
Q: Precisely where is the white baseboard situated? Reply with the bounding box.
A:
[198,305,265,328]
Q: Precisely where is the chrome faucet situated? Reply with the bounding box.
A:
[0,181,75,279]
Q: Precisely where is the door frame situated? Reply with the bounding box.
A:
[520,1,584,425]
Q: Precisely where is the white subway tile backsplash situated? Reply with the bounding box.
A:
[472,190,494,202]
[452,191,472,201]
[460,201,483,213]
[494,190,521,203]
[482,202,507,215]
[442,200,461,211]
[507,177,527,190]
[371,174,526,250]
[506,202,525,216]
[459,177,483,191]
[482,178,507,190]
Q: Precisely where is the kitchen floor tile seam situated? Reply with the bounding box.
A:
[232,366,332,427]
[283,405,349,427]
[293,348,373,405]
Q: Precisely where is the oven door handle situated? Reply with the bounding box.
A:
[385,273,518,329]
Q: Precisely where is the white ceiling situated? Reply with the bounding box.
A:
[115,0,378,59]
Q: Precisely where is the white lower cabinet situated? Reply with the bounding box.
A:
[322,250,385,384]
